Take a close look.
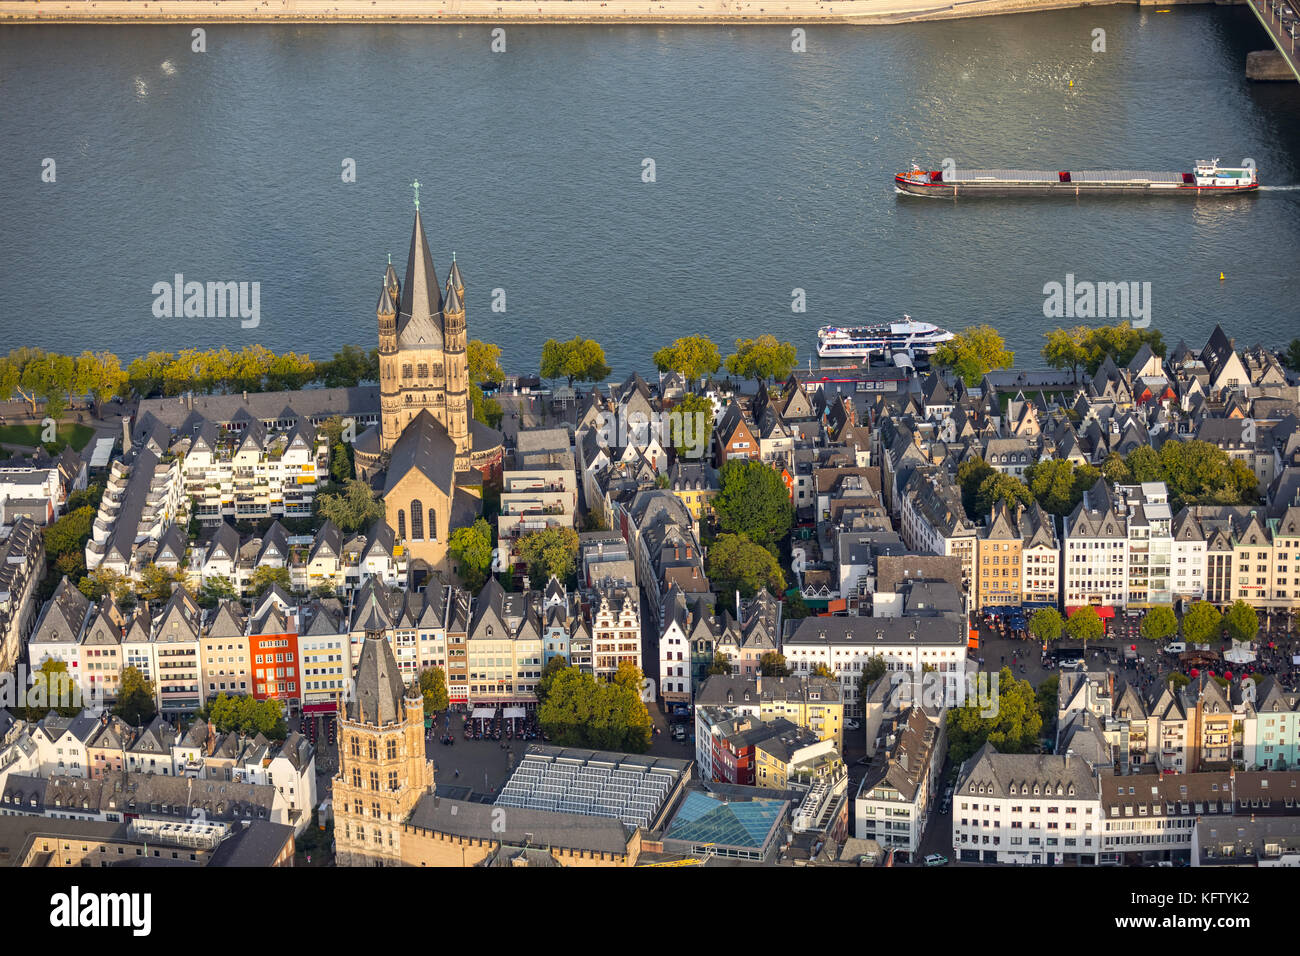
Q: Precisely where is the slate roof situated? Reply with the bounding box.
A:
[347,633,411,726]
[383,409,456,497]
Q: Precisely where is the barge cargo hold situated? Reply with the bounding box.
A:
[894,160,1258,197]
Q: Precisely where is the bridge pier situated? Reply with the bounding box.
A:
[1247,49,1295,79]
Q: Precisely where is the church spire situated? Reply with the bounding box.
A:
[447,251,464,299]
[397,208,443,347]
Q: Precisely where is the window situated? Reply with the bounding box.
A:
[397,509,406,540]
[428,508,437,542]
[410,500,424,540]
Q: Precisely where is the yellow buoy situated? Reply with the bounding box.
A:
[1220,272,1226,281]
[1069,80,1074,87]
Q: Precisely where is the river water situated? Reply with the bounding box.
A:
[2,7,1298,376]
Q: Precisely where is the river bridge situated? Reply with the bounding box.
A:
[1248,0,1300,81]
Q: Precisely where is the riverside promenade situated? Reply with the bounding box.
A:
[0,0,1218,26]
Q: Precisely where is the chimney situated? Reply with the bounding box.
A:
[122,416,132,455]
[242,390,248,403]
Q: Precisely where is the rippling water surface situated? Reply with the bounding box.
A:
[1,8,1298,374]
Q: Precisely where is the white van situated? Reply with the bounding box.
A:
[1166,642,1186,654]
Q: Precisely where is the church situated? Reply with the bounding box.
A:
[354,188,503,574]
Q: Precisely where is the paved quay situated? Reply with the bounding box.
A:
[0,0,1216,26]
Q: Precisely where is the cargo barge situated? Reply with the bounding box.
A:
[894,159,1258,197]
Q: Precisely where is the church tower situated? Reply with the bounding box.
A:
[333,631,434,867]
[442,255,470,466]
[376,268,400,450]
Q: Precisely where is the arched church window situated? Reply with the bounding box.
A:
[397,510,406,540]
[417,364,428,379]
[410,501,424,540]
[428,509,437,542]
[402,365,413,379]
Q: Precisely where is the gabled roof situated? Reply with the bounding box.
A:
[382,410,456,497]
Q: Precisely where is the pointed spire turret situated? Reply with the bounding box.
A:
[377,282,396,318]
[444,273,463,314]
[447,252,464,299]
[397,209,443,348]
[384,255,399,302]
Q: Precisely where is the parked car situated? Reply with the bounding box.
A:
[671,724,687,742]
[923,854,948,867]
[845,718,861,731]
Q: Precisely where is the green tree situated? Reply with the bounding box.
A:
[707,533,785,600]
[20,351,76,420]
[540,337,611,387]
[1168,672,1191,690]
[1140,606,1178,643]
[1125,445,1161,483]
[78,567,134,604]
[1023,459,1099,516]
[265,351,318,391]
[1099,452,1131,485]
[25,657,83,720]
[467,340,506,430]
[126,351,175,399]
[975,473,1032,517]
[714,460,793,548]
[759,651,789,677]
[934,324,1013,387]
[1036,673,1060,734]
[724,334,798,384]
[249,565,291,597]
[707,652,733,676]
[203,693,287,740]
[319,416,355,484]
[1224,600,1259,644]
[653,335,721,382]
[316,479,385,533]
[856,655,888,701]
[199,575,238,609]
[1283,339,1300,373]
[1078,323,1166,376]
[665,392,714,459]
[316,344,377,387]
[1182,601,1223,646]
[1066,606,1104,648]
[448,518,494,591]
[516,526,580,584]
[536,655,570,705]
[44,506,95,562]
[1041,327,1090,382]
[945,667,1042,764]
[1029,607,1064,646]
[537,666,651,753]
[419,666,449,715]
[957,457,996,520]
[137,564,184,602]
[113,666,158,725]
[468,339,506,385]
[73,350,128,414]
